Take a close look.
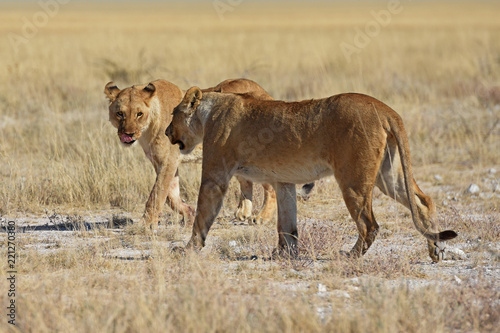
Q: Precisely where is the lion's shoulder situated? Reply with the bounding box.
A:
[149,79,184,101]
[204,78,273,101]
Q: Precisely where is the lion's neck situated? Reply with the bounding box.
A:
[197,99,214,127]
[139,98,162,148]
[147,98,163,133]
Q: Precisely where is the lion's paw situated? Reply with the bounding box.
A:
[429,241,447,263]
[235,199,253,222]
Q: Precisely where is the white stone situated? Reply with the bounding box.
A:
[466,184,480,194]
[332,290,351,298]
[349,277,360,285]
[445,247,467,260]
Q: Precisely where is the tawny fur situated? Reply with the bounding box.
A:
[104,79,278,229]
[166,88,458,262]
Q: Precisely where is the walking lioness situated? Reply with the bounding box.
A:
[104,79,278,229]
[165,88,458,262]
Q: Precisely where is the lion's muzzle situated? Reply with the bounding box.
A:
[120,133,136,145]
[165,125,184,150]
[165,125,173,141]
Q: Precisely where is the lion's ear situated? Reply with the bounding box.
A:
[138,82,157,106]
[143,82,156,95]
[140,82,156,101]
[184,87,202,112]
[104,82,120,102]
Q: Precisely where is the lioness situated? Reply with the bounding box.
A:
[104,78,278,229]
[165,88,458,262]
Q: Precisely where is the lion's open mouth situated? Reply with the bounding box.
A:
[120,133,136,145]
[174,140,185,150]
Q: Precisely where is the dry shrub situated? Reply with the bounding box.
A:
[298,220,345,259]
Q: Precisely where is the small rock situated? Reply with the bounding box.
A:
[466,184,480,194]
[316,306,329,320]
[229,240,237,247]
[445,247,467,260]
[488,168,497,174]
[434,175,443,182]
[348,277,360,285]
[317,283,327,293]
[454,275,462,284]
[332,290,351,298]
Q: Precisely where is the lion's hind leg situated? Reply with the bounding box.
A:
[254,183,277,224]
[339,184,380,258]
[334,149,383,258]
[235,177,277,224]
[235,176,253,222]
[166,171,195,227]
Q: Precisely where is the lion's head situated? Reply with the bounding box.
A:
[165,87,204,154]
[104,81,158,146]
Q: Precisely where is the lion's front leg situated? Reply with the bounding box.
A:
[274,182,298,257]
[187,174,231,249]
[142,172,170,230]
[142,160,185,230]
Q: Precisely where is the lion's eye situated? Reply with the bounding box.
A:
[117,112,124,118]
[137,112,143,118]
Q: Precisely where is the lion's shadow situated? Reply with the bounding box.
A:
[0,216,133,233]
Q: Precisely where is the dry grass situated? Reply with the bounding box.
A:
[0,1,499,332]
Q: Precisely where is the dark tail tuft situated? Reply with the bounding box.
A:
[301,182,315,195]
[438,230,458,241]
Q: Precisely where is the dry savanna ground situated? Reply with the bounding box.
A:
[0,1,499,332]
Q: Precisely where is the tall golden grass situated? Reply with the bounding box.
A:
[0,0,498,214]
[0,1,499,332]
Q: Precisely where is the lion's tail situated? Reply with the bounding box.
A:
[388,116,457,242]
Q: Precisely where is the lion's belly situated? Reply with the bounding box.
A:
[235,162,333,184]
